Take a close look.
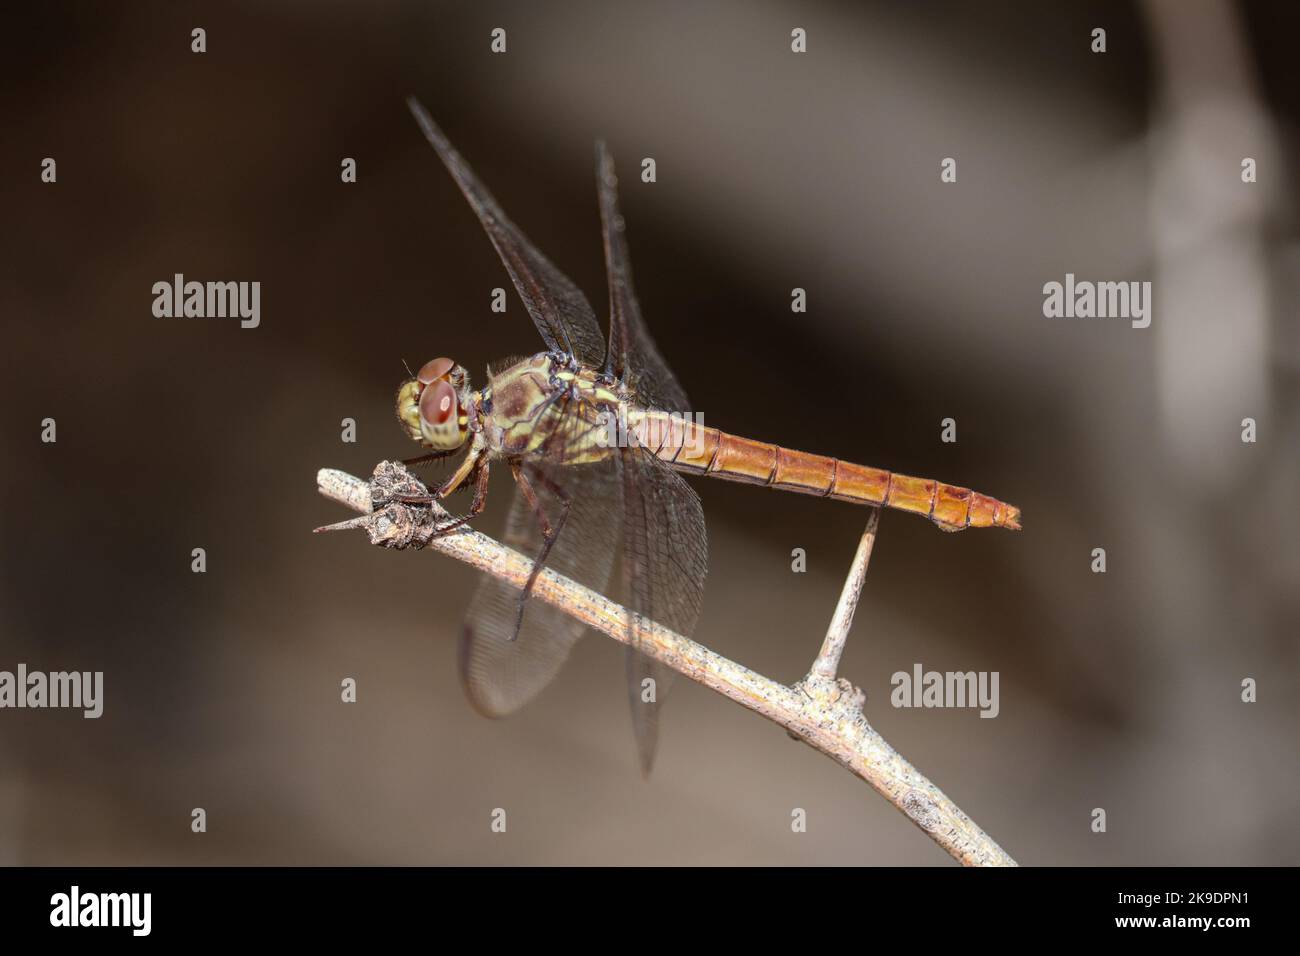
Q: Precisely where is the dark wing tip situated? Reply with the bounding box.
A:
[457,622,507,719]
[636,740,657,779]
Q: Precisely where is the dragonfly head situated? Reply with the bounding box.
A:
[396,357,471,450]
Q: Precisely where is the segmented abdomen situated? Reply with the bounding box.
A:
[630,409,1021,531]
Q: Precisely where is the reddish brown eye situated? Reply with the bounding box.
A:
[417,357,455,385]
[419,380,457,426]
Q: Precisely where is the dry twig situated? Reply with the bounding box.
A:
[316,462,1016,866]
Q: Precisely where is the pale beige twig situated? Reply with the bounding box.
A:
[315,463,1016,866]
[810,506,880,680]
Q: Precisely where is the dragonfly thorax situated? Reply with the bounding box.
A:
[479,352,624,461]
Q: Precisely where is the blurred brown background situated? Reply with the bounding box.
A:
[1,0,1296,865]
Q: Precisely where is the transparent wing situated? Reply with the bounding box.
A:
[408,97,607,368]
[619,445,708,774]
[596,141,692,414]
[458,455,622,718]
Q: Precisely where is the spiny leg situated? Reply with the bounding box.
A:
[421,458,491,539]
[401,449,456,470]
[509,461,572,642]
[390,440,483,506]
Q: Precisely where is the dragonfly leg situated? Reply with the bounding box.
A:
[508,461,572,642]
[390,442,482,505]
[422,459,491,539]
[401,450,455,470]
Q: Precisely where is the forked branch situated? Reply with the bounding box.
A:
[315,462,1016,866]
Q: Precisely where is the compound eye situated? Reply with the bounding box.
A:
[417,357,455,385]
[419,379,457,427]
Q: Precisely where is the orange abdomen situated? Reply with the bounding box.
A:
[632,410,1021,532]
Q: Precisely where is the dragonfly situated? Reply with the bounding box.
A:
[396,97,1021,773]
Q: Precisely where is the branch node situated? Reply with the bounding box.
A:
[793,673,867,727]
